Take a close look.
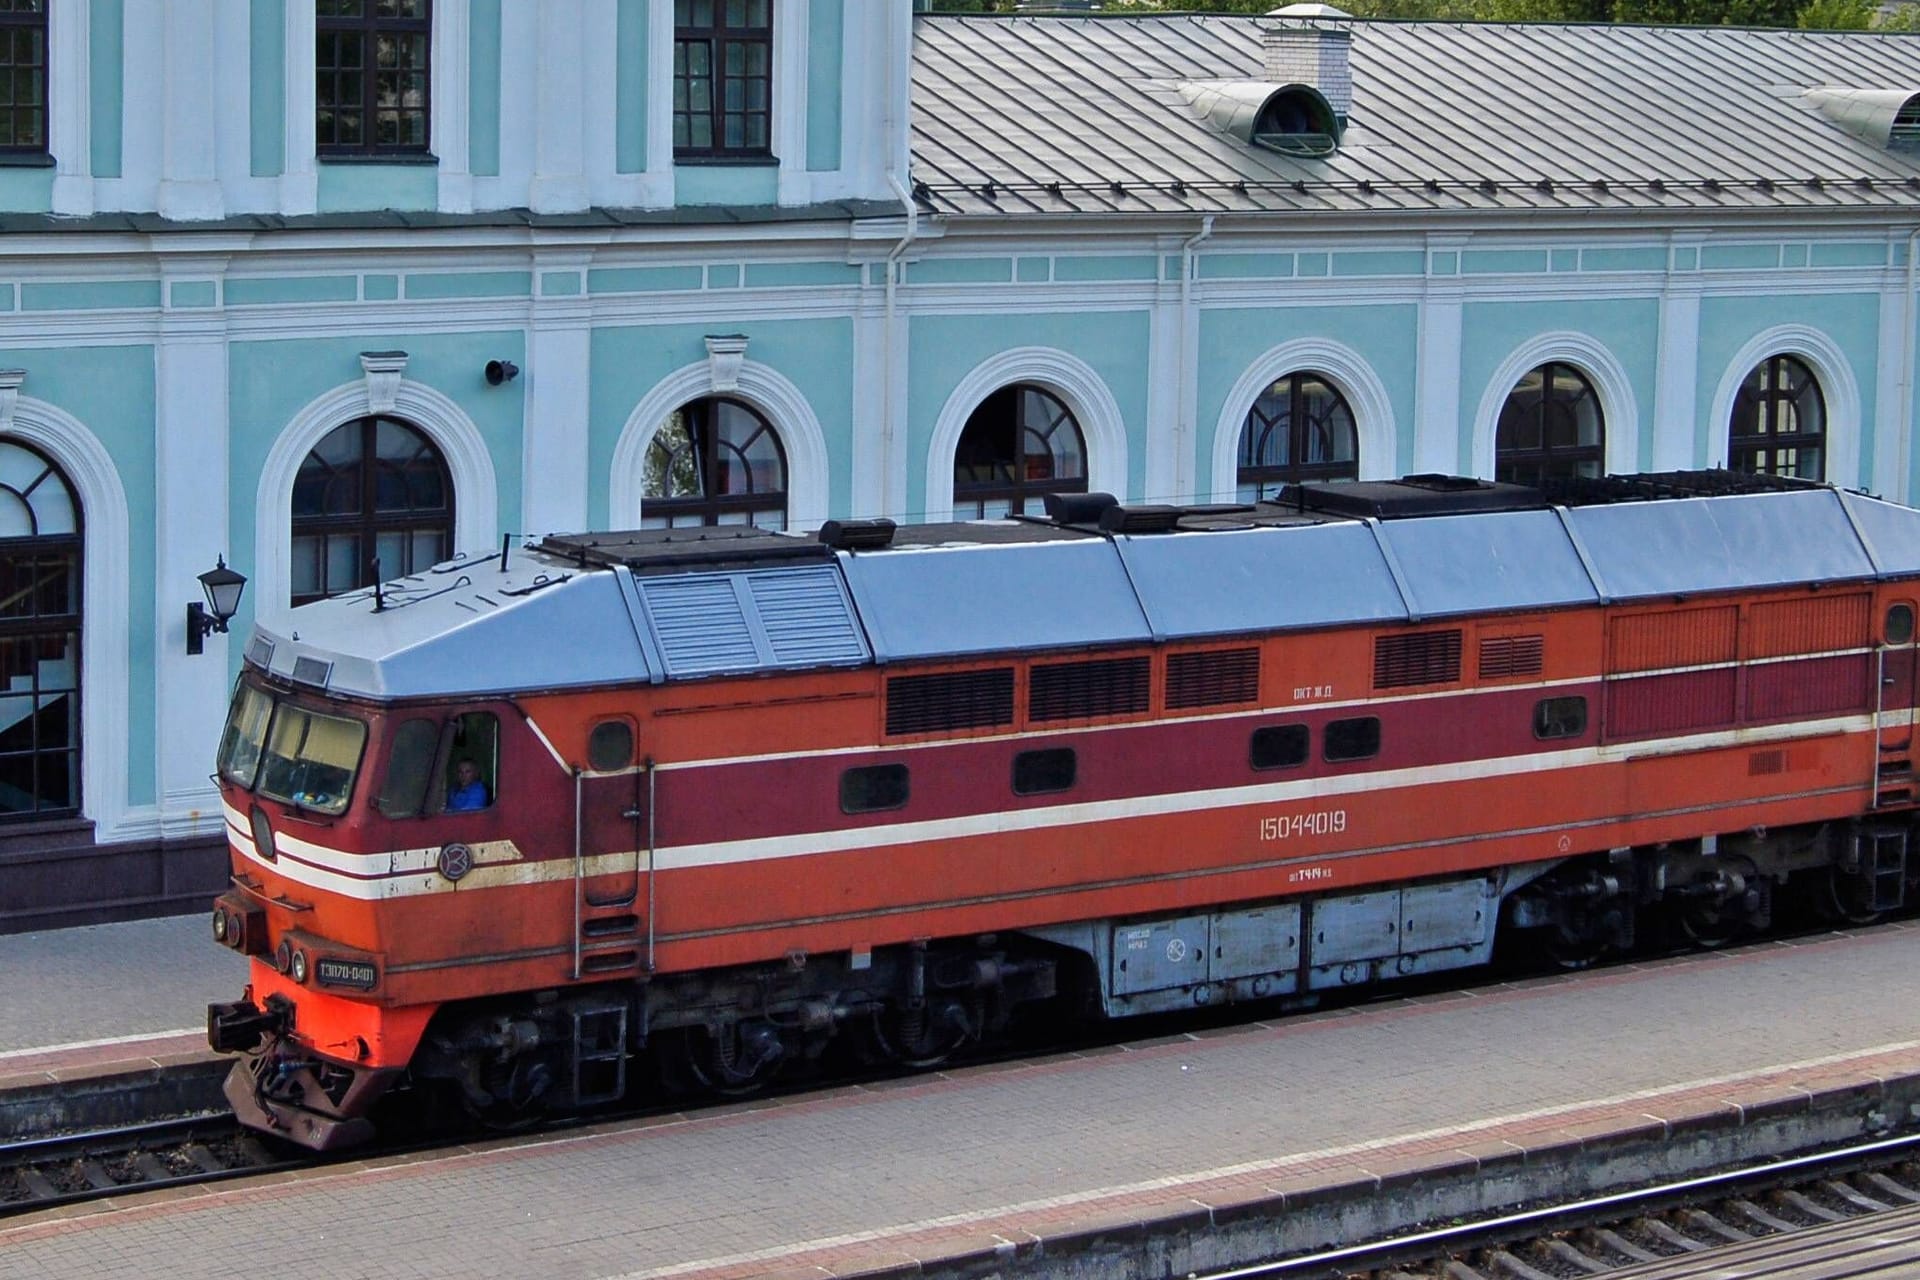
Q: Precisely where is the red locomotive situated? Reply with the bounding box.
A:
[207,472,1920,1149]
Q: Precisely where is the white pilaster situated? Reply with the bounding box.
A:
[848,299,887,519]
[1144,249,1187,504]
[1875,271,1910,498]
[48,0,92,214]
[773,0,810,206]
[1413,284,1465,476]
[529,0,588,213]
[153,258,231,833]
[157,0,222,220]
[1651,283,1702,471]
[280,0,318,213]
[435,0,473,211]
[212,0,253,196]
[521,252,593,535]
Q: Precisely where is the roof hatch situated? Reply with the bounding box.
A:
[1803,87,1920,151]
[1179,80,1342,157]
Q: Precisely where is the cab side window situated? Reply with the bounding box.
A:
[377,718,440,818]
[443,711,499,812]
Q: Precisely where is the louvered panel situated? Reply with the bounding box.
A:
[1746,654,1872,721]
[886,669,1015,736]
[1373,629,1462,689]
[1166,647,1259,709]
[1605,669,1737,740]
[749,567,868,666]
[1029,656,1151,722]
[639,577,759,678]
[1609,606,1737,674]
[1746,593,1871,659]
[1478,635,1544,680]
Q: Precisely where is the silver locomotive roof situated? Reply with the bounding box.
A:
[244,476,1920,702]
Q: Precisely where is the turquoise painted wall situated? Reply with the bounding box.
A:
[1459,297,1662,473]
[317,162,438,212]
[806,0,844,173]
[249,0,284,178]
[615,0,648,174]
[587,319,855,528]
[90,0,123,179]
[227,331,527,612]
[0,344,158,806]
[469,0,502,178]
[675,165,778,207]
[1196,301,1419,478]
[907,310,1152,518]
[0,167,53,213]
[1695,292,1881,485]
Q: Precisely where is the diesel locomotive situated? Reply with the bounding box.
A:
[207,472,1920,1149]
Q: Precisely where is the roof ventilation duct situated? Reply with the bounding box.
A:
[1803,87,1920,151]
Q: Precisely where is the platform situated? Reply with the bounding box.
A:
[4,920,1919,1278]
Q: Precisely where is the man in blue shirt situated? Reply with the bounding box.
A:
[447,758,490,812]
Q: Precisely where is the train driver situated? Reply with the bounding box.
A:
[446,758,491,812]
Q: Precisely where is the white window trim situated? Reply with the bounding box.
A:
[0,397,131,840]
[1207,338,1398,503]
[609,360,830,532]
[1706,324,1861,486]
[1471,332,1640,480]
[923,347,1129,525]
[254,374,498,627]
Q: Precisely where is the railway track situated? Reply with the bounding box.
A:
[1209,1133,1920,1280]
[0,1114,301,1219]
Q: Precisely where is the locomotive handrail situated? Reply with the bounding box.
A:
[572,766,584,981]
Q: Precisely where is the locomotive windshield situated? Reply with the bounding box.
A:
[217,679,367,817]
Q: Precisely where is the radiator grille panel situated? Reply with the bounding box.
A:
[1609,606,1736,673]
[1166,648,1259,709]
[1029,656,1151,722]
[885,669,1015,736]
[1374,630,1463,689]
[1478,635,1544,680]
[1747,593,1871,659]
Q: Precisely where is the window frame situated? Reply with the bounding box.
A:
[839,762,910,814]
[1249,723,1310,771]
[0,438,82,820]
[641,396,789,530]
[0,2,48,157]
[1011,746,1077,796]
[1235,370,1359,501]
[316,0,433,159]
[672,0,774,160]
[1729,354,1826,480]
[953,384,1089,520]
[1532,695,1588,741]
[1322,716,1381,763]
[1495,362,1605,490]
[290,415,454,606]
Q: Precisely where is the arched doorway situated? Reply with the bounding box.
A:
[0,440,80,818]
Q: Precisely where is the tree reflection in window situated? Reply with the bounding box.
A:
[0,439,78,818]
[1236,371,1358,502]
[291,417,452,605]
[953,384,1087,519]
[642,397,788,529]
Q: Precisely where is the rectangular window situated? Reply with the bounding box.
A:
[0,2,46,153]
[317,0,431,156]
[1249,724,1309,771]
[1532,696,1587,740]
[441,710,497,812]
[376,717,440,817]
[1029,656,1150,722]
[673,0,771,157]
[840,763,909,814]
[1323,716,1380,763]
[1012,747,1076,796]
[1374,629,1463,689]
[886,668,1015,736]
[1166,647,1259,710]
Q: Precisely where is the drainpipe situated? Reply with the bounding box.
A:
[1902,227,1919,503]
[1177,216,1216,502]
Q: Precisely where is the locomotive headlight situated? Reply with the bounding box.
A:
[274,938,293,974]
[290,949,309,984]
[212,907,228,942]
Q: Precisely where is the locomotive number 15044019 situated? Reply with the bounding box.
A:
[1259,809,1348,842]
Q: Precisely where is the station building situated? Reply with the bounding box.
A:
[4,1,1920,929]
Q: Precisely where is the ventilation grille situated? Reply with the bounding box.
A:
[1166,648,1259,710]
[885,668,1015,737]
[1030,656,1151,722]
[1610,606,1736,674]
[749,571,868,666]
[643,577,759,676]
[638,566,869,679]
[1478,635,1544,680]
[1373,630,1463,689]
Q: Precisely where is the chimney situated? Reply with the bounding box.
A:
[1262,4,1353,124]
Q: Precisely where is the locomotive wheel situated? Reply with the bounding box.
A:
[1674,898,1740,948]
[673,1022,788,1096]
[458,1054,553,1132]
[862,1000,972,1069]
[1821,864,1886,927]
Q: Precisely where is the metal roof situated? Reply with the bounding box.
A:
[910,14,1920,218]
[247,484,1920,701]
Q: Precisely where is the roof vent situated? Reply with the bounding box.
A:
[1261,4,1353,124]
[1803,87,1920,151]
[1043,491,1118,525]
[1178,81,1342,157]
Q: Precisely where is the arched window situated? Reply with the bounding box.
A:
[291,417,453,606]
[1236,371,1358,502]
[1730,355,1825,480]
[642,396,788,529]
[953,384,1087,519]
[0,441,80,818]
[1495,362,1604,488]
